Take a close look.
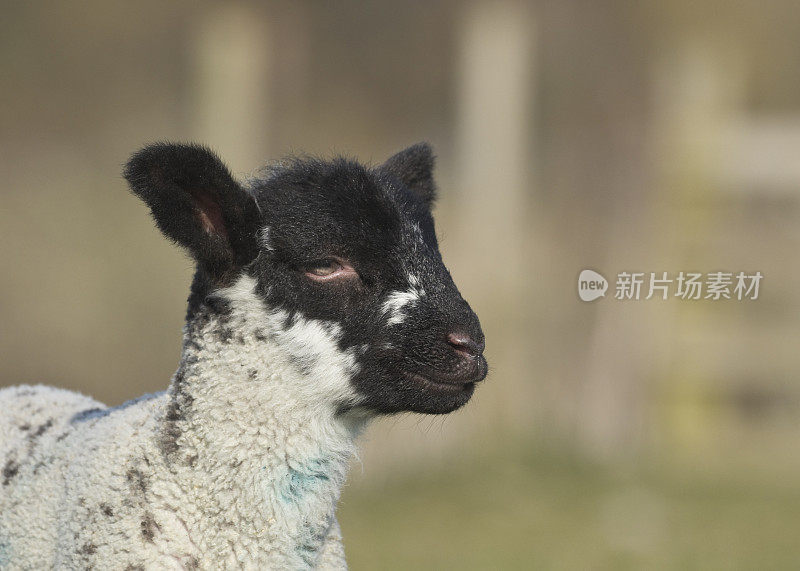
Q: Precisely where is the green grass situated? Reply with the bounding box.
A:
[338,442,800,570]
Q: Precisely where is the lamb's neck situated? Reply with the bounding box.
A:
[168,347,361,481]
[160,304,367,566]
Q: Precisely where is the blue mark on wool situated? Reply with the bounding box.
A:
[280,458,331,504]
[294,519,331,565]
[70,392,163,423]
[295,542,319,567]
[117,392,161,409]
[0,538,11,566]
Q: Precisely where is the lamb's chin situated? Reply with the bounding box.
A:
[413,383,476,414]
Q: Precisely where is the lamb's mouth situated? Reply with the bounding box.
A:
[402,355,488,395]
[402,371,476,395]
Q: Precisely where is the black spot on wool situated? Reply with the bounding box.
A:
[159,367,194,461]
[125,468,148,496]
[30,419,53,438]
[32,456,55,475]
[140,512,160,542]
[2,459,19,486]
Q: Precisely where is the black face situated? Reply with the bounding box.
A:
[124,142,487,415]
[247,154,487,414]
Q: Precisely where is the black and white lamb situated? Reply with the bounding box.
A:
[0,142,487,570]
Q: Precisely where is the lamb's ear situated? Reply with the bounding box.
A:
[123,143,260,280]
[381,142,437,208]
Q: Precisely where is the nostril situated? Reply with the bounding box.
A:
[446,332,485,357]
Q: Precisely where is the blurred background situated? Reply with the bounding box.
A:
[2,1,800,568]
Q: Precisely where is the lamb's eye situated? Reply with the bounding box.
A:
[303,258,358,281]
[306,259,340,277]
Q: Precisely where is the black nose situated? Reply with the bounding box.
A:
[446,331,485,358]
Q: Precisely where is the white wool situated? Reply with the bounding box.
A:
[0,275,367,570]
[381,274,426,327]
[258,226,275,252]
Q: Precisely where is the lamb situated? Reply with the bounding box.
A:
[0,142,487,570]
